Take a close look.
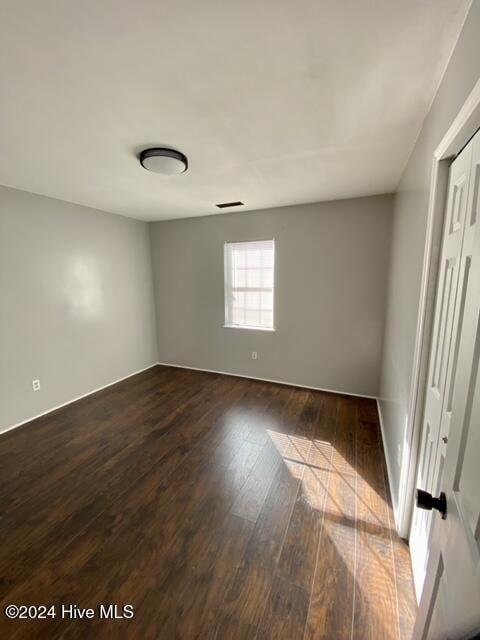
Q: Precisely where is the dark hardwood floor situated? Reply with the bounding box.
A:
[0,366,416,639]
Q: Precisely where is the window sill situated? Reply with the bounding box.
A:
[223,324,276,332]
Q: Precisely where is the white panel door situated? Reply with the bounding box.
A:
[410,139,473,599]
[413,131,480,639]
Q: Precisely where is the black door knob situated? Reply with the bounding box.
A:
[416,489,447,519]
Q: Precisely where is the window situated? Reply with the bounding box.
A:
[224,239,275,330]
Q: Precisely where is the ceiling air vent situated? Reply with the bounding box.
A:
[216,201,244,209]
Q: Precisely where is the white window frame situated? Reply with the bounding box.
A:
[223,239,276,332]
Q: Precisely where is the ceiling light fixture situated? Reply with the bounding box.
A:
[140,148,188,175]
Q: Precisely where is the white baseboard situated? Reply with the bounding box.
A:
[376,398,400,530]
[157,361,377,400]
[0,363,158,437]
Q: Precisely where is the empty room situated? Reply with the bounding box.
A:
[1,1,480,638]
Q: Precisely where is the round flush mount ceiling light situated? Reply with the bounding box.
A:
[139,148,188,175]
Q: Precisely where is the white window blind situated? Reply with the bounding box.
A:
[224,239,275,330]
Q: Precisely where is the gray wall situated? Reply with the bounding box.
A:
[379,1,480,513]
[150,196,393,398]
[0,186,158,431]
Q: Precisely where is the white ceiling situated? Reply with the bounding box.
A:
[0,0,471,221]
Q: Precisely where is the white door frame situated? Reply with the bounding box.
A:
[396,78,480,539]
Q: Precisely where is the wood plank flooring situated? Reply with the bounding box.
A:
[0,366,416,639]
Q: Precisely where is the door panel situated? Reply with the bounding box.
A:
[410,140,473,598]
[427,557,448,640]
[414,132,480,639]
[454,311,480,536]
[431,259,456,395]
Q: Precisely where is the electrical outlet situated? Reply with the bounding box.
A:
[251,351,257,360]
[32,379,41,392]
